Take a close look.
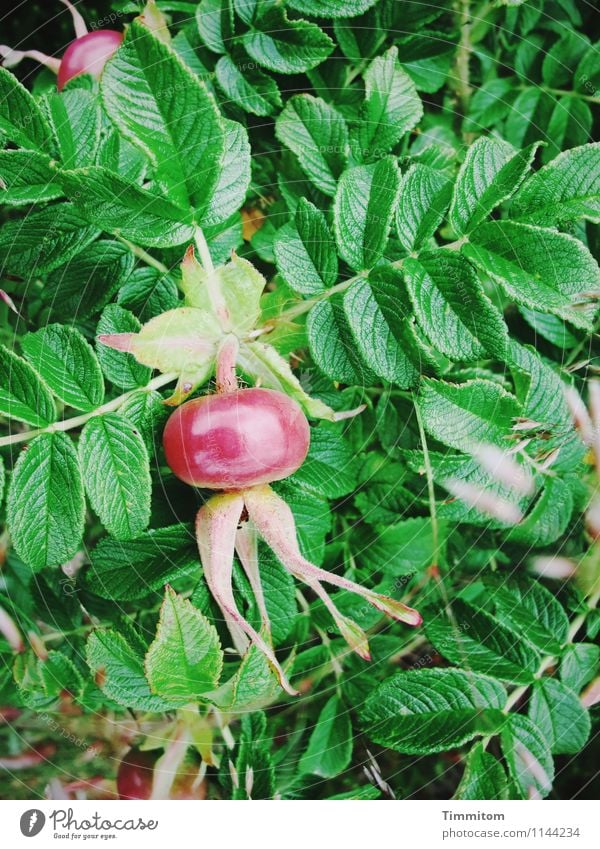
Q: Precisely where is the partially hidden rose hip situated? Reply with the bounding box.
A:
[116,748,158,800]
[163,386,422,696]
[0,1,122,90]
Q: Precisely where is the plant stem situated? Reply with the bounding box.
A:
[516,84,600,106]
[454,0,473,115]
[194,226,215,275]
[116,237,170,275]
[413,396,439,558]
[0,372,178,448]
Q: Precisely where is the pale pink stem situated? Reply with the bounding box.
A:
[150,728,190,800]
[244,485,422,627]
[215,334,239,394]
[195,494,298,696]
[234,521,270,635]
[0,606,24,653]
[59,0,88,38]
[0,46,61,73]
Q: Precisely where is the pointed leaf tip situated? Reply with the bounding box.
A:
[97,333,136,353]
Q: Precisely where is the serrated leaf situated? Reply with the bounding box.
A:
[45,88,101,168]
[529,678,590,755]
[196,0,234,53]
[419,378,521,453]
[334,157,400,271]
[87,629,174,712]
[358,516,446,576]
[299,695,353,778]
[511,142,600,225]
[543,97,592,164]
[361,668,506,754]
[508,475,575,547]
[455,743,509,800]
[102,20,224,215]
[86,525,199,600]
[288,0,378,16]
[7,433,85,572]
[353,46,422,162]
[343,271,421,387]
[501,714,554,799]
[0,203,98,276]
[0,150,62,206]
[0,66,53,151]
[560,643,599,692]
[425,599,540,683]
[395,164,452,251]
[202,119,251,226]
[96,305,152,390]
[275,95,348,196]
[21,325,104,412]
[449,137,538,235]
[242,6,334,74]
[0,344,57,426]
[118,266,179,322]
[97,128,148,183]
[274,198,338,295]
[290,427,357,498]
[60,167,194,248]
[488,577,568,655]
[306,297,365,384]
[215,54,282,116]
[41,239,135,321]
[464,221,600,331]
[79,414,151,541]
[146,587,223,701]
[404,251,508,360]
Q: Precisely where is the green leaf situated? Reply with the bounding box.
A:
[0,203,98,276]
[358,516,444,576]
[299,695,353,778]
[119,389,168,450]
[44,88,101,168]
[102,20,224,214]
[79,414,151,541]
[418,378,521,452]
[146,587,223,702]
[287,0,378,16]
[343,270,421,387]
[543,97,592,164]
[0,344,56,427]
[274,198,338,295]
[334,157,400,271]
[39,650,83,699]
[404,251,508,360]
[290,427,357,498]
[353,46,422,162]
[275,95,348,196]
[21,325,104,412]
[60,167,194,248]
[196,0,234,53]
[97,128,148,183]
[511,142,600,225]
[529,678,590,755]
[96,305,152,390]
[215,54,282,116]
[86,629,174,712]
[501,714,554,799]
[118,267,179,322]
[395,164,453,252]
[425,599,540,684]
[212,643,283,711]
[361,668,506,754]
[449,137,538,235]
[0,456,4,509]
[86,525,199,600]
[0,66,53,151]
[487,577,569,656]
[242,6,334,74]
[464,221,600,330]
[395,30,456,94]
[202,119,251,226]
[41,239,135,321]
[560,643,600,692]
[306,297,365,384]
[455,743,509,800]
[0,150,62,206]
[508,476,575,547]
[465,77,516,133]
[7,433,85,572]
